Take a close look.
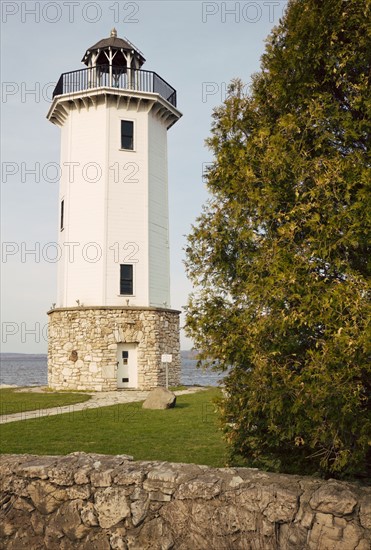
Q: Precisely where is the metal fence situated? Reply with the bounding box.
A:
[53,65,177,107]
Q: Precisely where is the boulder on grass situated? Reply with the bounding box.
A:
[142,387,176,410]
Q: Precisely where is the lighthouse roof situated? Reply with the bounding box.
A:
[82,29,146,67]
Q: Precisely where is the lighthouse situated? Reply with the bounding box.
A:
[47,30,182,391]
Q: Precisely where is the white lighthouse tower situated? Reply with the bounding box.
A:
[47,30,182,391]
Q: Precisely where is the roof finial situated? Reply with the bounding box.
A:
[110,28,117,38]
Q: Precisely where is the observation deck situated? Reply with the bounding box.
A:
[52,65,177,107]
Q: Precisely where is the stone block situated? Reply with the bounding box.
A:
[339,522,363,549]
[31,511,45,535]
[308,514,343,549]
[66,484,91,500]
[359,494,371,529]
[110,528,127,550]
[279,523,308,549]
[80,502,99,527]
[94,487,131,528]
[90,469,113,487]
[147,467,178,485]
[127,517,173,550]
[309,482,358,516]
[262,485,299,522]
[28,481,66,514]
[12,497,35,512]
[148,491,172,502]
[49,466,75,486]
[176,478,221,500]
[88,362,98,373]
[17,458,53,480]
[131,497,149,527]
[52,499,90,541]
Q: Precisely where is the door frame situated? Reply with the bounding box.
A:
[116,342,138,389]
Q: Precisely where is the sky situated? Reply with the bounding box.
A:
[1,0,288,353]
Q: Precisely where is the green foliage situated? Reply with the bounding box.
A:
[185,0,371,478]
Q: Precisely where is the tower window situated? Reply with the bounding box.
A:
[60,199,64,231]
[121,120,134,150]
[120,264,133,295]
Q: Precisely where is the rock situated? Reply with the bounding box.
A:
[7,530,44,550]
[43,522,65,547]
[131,497,149,527]
[142,387,176,410]
[307,518,342,549]
[115,468,145,486]
[279,523,308,550]
[0,518,16,537]
[147,466,178,484]
[12,497,35,512]
[31,512,45,536]
[110,528,127,549]
[148,491,171,502]
[262,485,300,523]
[359,494,371,529]
[159,500,191,533]
[80,531,111,550]
[90,469,113,487]
[228,475,244,488]
[215,504,255,533]
[28,481,66,514]
[309,482,358,516]
[301,510,315,529]
[127,517,173,550]
[52,499,90,541]
[18,458,55,480]
[66,484,91,500]
[74,466,91,485]
[49,466,75,486]
[80,502,99,527]
[340,522,363,549]
[176,476,221,500]
[94,487,131,528]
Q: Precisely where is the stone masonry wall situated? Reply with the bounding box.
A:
[48,307,181,391]
[0,453,370,549]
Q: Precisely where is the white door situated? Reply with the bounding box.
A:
[116,343,138,388]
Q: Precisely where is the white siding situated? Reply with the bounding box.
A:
[148,112,170,307]
[105,104,149,306]
[56,94,176,310]
[57,106,107,307]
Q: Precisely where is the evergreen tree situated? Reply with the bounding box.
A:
[185,0,370,477]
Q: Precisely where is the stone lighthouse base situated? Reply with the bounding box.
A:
[47,306,181,391]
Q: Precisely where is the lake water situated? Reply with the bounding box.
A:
[0,353,226,388]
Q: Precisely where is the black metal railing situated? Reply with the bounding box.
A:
[53,65,177,107]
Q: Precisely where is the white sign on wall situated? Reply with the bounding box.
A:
[161,354,172,363]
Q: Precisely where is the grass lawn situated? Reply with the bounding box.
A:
[0,387,91,415]
[0,388,229,467]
